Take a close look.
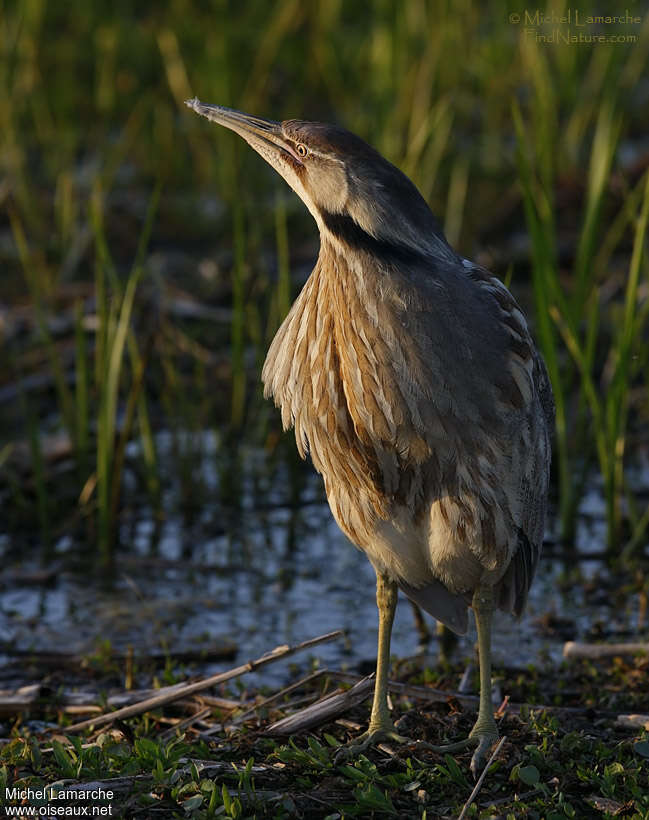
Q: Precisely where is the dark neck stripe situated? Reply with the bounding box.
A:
[319,209,428,267]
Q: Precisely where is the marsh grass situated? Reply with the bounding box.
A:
[514,36,649,555]
[92,180,162,561]
[1,657,648,818]
[1,1,648,564]
[556,172,649,557]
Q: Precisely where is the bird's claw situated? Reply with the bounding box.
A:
[469,732,497,778]
[334,726,409,763]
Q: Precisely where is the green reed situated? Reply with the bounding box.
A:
[2,0,648,559]
[514,35,649,553]
[91,180,161,563]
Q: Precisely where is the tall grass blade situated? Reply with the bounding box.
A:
[91,180,160,563]
[74,301,89,483]
[513,103,575,542]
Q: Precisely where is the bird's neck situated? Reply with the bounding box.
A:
[316,208,460,272]
[317,210,430,268]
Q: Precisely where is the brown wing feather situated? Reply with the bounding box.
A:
[263,247,553,622]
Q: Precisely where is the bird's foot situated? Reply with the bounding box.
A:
[468,728,498,778]
[417,722,498,778]
[334,723,409,763]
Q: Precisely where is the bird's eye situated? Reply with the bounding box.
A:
[296,143,308,157]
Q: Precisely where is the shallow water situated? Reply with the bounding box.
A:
[0,432,644,692]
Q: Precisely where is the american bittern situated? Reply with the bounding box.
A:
[185,99,554,773]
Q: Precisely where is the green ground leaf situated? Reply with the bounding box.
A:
[633,741,649,759]
[181,794,203,812]
[518,765,540,786]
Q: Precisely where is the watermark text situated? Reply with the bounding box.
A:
[4,786,114,816]
[509,8,641,44]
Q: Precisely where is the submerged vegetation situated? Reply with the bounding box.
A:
[1,0,649,817]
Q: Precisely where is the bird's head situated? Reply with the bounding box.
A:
[186,99,454,263]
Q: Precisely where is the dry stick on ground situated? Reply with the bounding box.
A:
[229,668,328,727]
[0,684,41,717]
[0,643,238,667]
[331,669,480,708]
[457,736,507,820]
[62,630,343,734]
[265,675,375,736]
[107,687,244,711]
[563,641,649,659]
[330,669,637,720]
[0,683,247,720]
[159,706,213,742]
[616,714,649,730]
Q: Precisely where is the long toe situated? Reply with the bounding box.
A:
[414,725,498,775]
[334,726,410,763]
[469,730,499,778]
[418,735,479,755]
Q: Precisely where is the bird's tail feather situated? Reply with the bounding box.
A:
[398,578,469,635]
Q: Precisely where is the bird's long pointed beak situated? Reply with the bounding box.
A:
[185,98,303,166]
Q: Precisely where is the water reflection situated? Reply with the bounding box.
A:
[0,431,642,690]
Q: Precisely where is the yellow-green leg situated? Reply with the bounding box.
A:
[425,583,499,775]
[336,571,408,758]
[367,572,405,738]
[468,583,498,773]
